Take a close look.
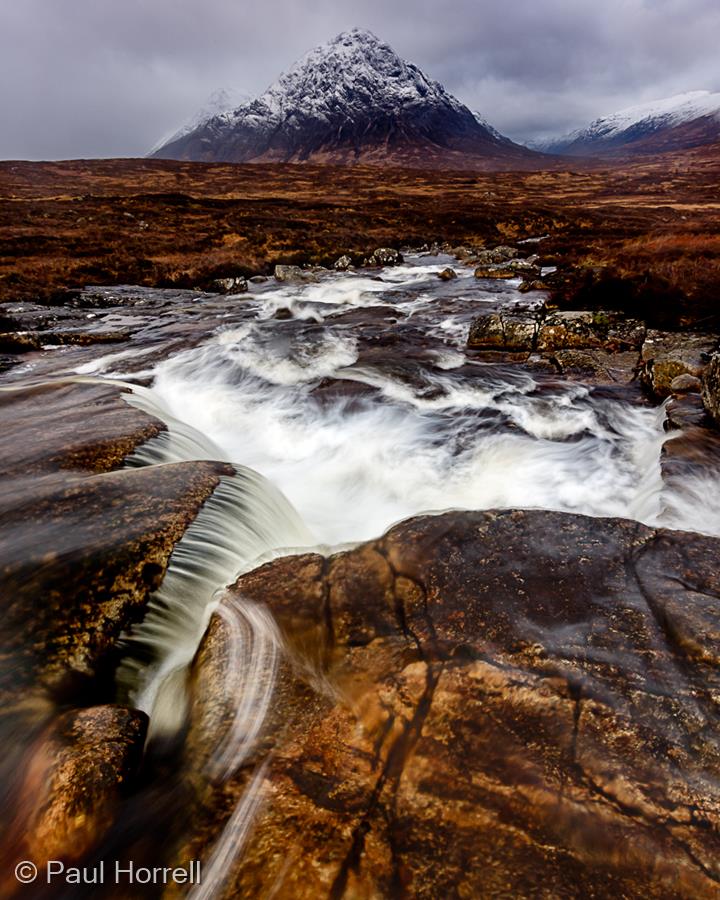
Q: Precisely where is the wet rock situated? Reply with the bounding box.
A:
[474,245,519,265]
[641,331,717,399]
[0,381,165,478]
[0,331,43,353]
[210,276,248,294]
[553,348,640,384]
[273,307,293,320]
[365,247,403,267]
[671,373,702,394]
[701,352,720,424]
[518,279,550,293]
[665,393,707,430]
[187,510,720,899]
[467,310,539,351]
[473,265,516,280]
[333,255,353,271]
[505,259,542,278]
[248,275,268,283]
[6,706,147,874]
[437,267,457,281]
[273,265,318,284]
[0,381,233,713]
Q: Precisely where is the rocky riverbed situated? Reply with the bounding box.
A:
[1,249,719,898]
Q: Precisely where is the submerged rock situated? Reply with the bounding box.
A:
[437,267,457,281]
[186,509,720,899]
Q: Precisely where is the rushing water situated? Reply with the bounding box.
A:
[106,256,718,543]
[93,254,720,747]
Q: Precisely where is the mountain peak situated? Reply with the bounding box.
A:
[151,30,542,169]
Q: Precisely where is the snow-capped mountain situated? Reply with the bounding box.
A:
[151,28,542,169]
[149,88,251,155]
[539,91,720,156]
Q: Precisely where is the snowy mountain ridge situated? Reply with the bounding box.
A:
[539,90,720,155]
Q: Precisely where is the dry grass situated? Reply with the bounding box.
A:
[1,149,719,326]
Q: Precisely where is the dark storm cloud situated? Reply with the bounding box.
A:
[1,0,719,158]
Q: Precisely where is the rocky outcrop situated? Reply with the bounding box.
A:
[702,352,720,423]
[640,331,717,398]
[0,379,233,828]
[185,510,720,899]
[467,309,645,354]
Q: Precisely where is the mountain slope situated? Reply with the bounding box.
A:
[151,28,545,169]
[541,91,720,156]
[149,88,251,156]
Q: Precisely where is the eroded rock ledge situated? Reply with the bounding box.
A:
[190,509,720,899]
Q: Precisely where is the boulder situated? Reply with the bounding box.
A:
[518,279,550,293]
[437,267,457,281]
[641,331,717,399]
[474,245,519,265]
[333,255,353,271]
[467,311,538,351]
[210,276,248,294]
[505,259,542,278]
[671,373,702,394]
[273,265,318,284]
[365,247,403,267]
[184,510,720,899]
[536,311,602,351]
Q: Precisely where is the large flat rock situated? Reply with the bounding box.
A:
[187,510,720,899]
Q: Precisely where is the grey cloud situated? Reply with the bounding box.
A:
[1,0,719,157]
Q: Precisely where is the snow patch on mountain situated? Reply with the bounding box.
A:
[539,90,720,153]
[221,28,470,131]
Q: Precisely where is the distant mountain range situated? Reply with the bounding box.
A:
[536,91,720,156]
[151,28,544,170]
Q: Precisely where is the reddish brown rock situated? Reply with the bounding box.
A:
[186,510,720,899]
[1,705,147,895]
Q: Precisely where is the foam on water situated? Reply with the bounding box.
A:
[143,320,686,544]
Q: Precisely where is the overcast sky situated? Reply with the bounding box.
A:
[1,0,719,159]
